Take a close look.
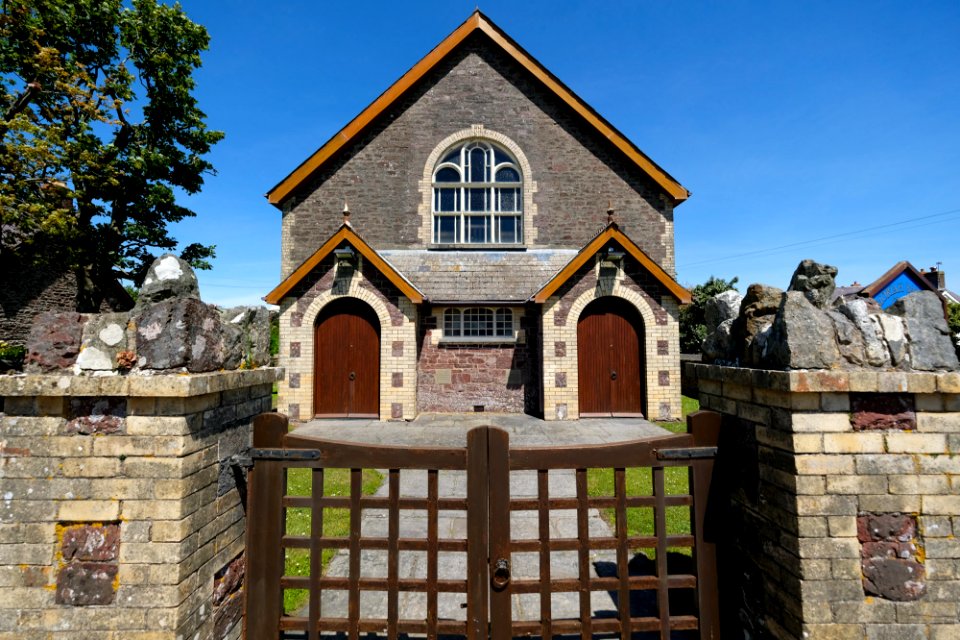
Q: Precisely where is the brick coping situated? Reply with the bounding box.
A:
[0,367,282,397]
[689,363,960,394]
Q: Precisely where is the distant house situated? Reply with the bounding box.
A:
[834,260,953,309]
[922,266,960,304]
[264,11,691,422]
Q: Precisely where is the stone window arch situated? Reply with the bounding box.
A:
[419,125,537,246]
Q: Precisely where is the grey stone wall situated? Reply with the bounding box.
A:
[281,34,674,276]
[0,258,79,346]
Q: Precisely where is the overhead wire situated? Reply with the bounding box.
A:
[678,206,960,269]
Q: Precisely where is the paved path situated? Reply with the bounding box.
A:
[293,412,669,447]
[290,415,674,627]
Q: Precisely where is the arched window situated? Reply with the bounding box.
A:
[432,141,522,244]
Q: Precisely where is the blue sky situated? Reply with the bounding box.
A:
[168,0,960,306]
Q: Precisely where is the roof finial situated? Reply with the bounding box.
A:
[343,200,351,226]
[607,200,615,224]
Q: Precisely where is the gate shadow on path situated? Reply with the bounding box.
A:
[593,552,699,640]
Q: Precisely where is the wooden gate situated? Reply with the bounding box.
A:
[244,412,721,639]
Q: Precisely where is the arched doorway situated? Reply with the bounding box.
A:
[314,297,380,418]
[577,297,645,417]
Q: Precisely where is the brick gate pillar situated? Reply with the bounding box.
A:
[0,369,280,640]
[692,365,960,640]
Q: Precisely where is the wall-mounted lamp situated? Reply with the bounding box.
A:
[605,246,625,262]
[334,245,357,268]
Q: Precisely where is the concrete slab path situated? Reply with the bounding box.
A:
[289,414,677,630]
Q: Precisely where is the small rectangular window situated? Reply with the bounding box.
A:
[441,307,518,342]
[463,308,493,336]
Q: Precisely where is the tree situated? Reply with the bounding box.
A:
[0,0,222,311]
[948,302,960,359]
[679,275,739,354]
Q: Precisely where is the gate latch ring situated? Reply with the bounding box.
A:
[491,557,511,590]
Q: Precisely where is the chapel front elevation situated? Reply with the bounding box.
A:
[265,11,691,422]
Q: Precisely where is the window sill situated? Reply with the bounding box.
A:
[428,244,526,251]
[438,336,518,345]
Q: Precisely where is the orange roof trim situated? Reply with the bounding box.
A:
[532,224,691,304]
[861,260,939,298]
[264,225,425,305]
[266,10,688,206]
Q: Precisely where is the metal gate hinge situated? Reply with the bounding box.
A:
[249,448,322,462]
[229,454,253,469]
[654,446,718,460]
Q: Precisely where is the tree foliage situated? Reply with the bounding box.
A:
[0,0,222,310]
[948,302,960,359]
[679,275,739,354]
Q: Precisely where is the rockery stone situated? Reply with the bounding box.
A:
[788,259,838,309]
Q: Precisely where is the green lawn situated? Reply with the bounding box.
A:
[283,467,383,613]
[586,396,700,556]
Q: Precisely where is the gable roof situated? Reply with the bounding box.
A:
[266,10,689,207]
[861,260,941,299]
[531,224,692,304]
[264,224,425,305]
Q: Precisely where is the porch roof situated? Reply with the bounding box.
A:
[379,249,576,303]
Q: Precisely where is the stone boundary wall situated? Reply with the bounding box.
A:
[0,368,280,640]
[692,364,960,640]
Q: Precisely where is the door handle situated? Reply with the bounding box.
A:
[610,370,617,381]
[348,372,356,381]
[491,557,510,590]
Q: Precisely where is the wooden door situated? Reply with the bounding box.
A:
[577,297,644,417]
[313,298,380,418]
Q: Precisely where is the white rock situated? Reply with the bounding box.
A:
[154,255,184,281]
[98,323,125,346]
[76,346,113,371]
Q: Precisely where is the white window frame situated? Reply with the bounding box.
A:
[440,306,516,343]
[432,141,523,245]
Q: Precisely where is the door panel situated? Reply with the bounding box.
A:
[577,297,644,417]
[314,298,380,417]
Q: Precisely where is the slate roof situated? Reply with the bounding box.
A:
[831,284,866,303]
[379,249,577,303]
